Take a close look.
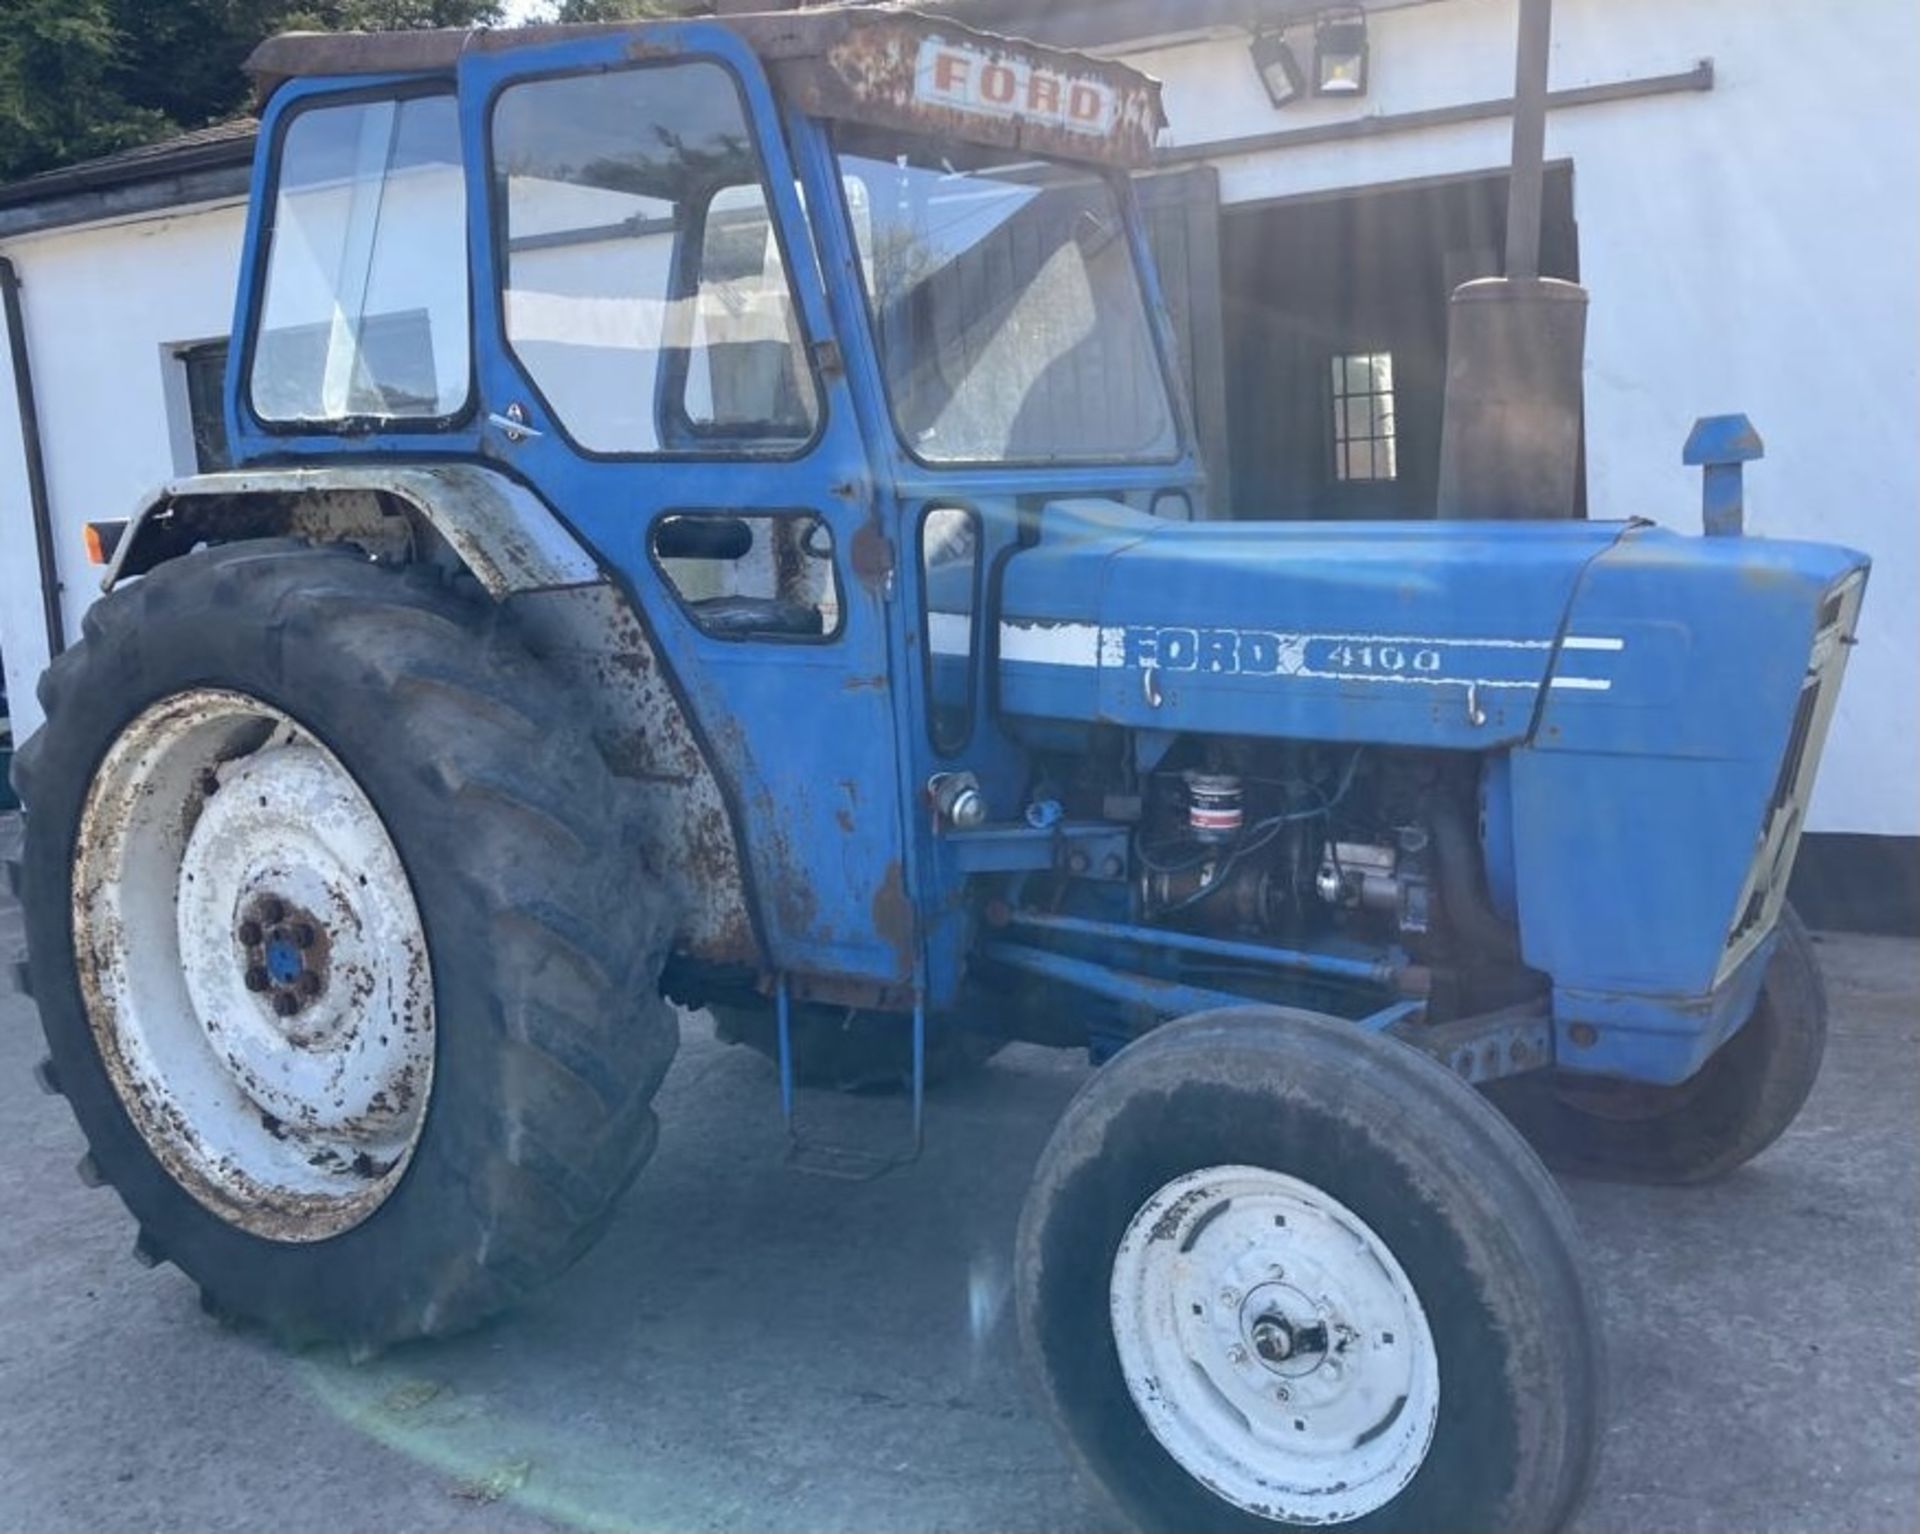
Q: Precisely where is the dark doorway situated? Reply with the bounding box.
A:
[1219,164,1578,521]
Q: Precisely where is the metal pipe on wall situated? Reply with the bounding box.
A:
[0,256,65,659]
[1504,0,1555,280]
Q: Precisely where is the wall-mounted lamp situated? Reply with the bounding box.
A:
[1249,29,1307,109]
[1313,11,1370,97]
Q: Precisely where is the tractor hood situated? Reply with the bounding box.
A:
[994,498,1868,752]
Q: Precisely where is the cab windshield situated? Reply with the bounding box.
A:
[834,129,1179,467]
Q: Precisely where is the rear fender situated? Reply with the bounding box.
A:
[100,463,763,971]
[103,464,599,598]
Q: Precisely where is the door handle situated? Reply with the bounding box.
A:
[487,402,542,443]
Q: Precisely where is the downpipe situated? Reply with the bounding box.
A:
[0,255,64,659]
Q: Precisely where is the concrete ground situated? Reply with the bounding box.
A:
[1,811,1915,1533]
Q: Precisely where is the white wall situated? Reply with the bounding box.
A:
[2,0,1915,836]
[0,201,247,743]
[1126,0,1920,836]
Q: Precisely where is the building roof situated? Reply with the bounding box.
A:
[0,118,257,213]
[0,0,1436,235]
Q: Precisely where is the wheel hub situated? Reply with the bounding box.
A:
[1109,1165,1439,1525]
[239,893,331,1020]
[1248,1305,1329,1370]
[71,689,436,1241]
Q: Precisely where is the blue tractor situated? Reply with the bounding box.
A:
[7,9,1865,1531]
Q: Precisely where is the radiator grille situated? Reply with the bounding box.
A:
[1719,572,1865,978]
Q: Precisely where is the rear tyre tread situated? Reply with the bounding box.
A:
[18,541,681,1349]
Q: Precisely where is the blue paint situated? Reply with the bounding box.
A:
[1684,414,1764,537]
[1001,908,1403,988]
[1479,754,1518,923]
[264,936,303,986]
[218,24,1869,1104]
[1555,930,1777,1085]
[983,942,1271,1020]
[1513,529,1861,1000]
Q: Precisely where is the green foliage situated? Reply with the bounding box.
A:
[0,0,506,183]
[535,0,689,18]
[0,0,169,180]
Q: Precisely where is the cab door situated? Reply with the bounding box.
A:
[459,27,916,988]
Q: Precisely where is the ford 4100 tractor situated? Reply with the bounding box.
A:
[7,8,1866,1532]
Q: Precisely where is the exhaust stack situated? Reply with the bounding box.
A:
[1437,0,1588,521]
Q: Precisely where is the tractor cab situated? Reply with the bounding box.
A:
[225,11,1205,1007]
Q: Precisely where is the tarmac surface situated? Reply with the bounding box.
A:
[2,812,1915,1532]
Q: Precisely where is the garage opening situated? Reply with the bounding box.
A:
[1218,164,1579,521]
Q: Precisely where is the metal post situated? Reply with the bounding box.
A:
[775,974,795,1128]
[909,996,926,1152]
[1504,0,1554,281]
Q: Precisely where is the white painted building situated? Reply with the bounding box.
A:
[1,0,1914,919]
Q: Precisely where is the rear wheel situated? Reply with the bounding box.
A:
[1492,907,1826,1184]
[1017,1007,1602,1533]
[11,542,678,1348]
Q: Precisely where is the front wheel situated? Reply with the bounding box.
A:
[1016,1007,1602,1534]
[1490,907,1827,1185]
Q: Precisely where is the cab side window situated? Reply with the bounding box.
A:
[250,93,469,426]
[492,62,819,455]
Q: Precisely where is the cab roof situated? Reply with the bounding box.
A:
[245,5,1165,167]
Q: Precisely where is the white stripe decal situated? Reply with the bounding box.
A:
[997,619,1621,697]
[998,620,1103,667]
[1297,673,1539,689]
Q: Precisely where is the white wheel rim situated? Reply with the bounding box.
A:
[1109,1165,1439,1525]
[72,689,434,1241]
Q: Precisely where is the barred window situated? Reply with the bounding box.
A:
[1330,351,1397,482]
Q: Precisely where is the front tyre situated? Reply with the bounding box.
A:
[1016,1008,1602,1534]
[1491,907,1827,1185]
[12,542,678,1348]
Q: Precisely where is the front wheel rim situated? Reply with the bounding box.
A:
[1109,1164,1440,1525]
[72,689,435,1241]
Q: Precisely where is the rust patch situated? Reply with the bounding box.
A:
[511,586,758,966]
[849,519,894,596]
[251,14,1163,168]
[789,969,916,1014]
[870,859,916,982]
[764,12,1165,169]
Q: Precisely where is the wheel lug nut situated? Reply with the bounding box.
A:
[198,770,220,796]
[272,991,300,1017]
[296,972,321,997]
[244,966,270,992]
[1219,1288,1240,1308]
[238,920,263,947]
[1226,1344,1248,1365]
[260,898,286,924]
[293,924,316,949]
